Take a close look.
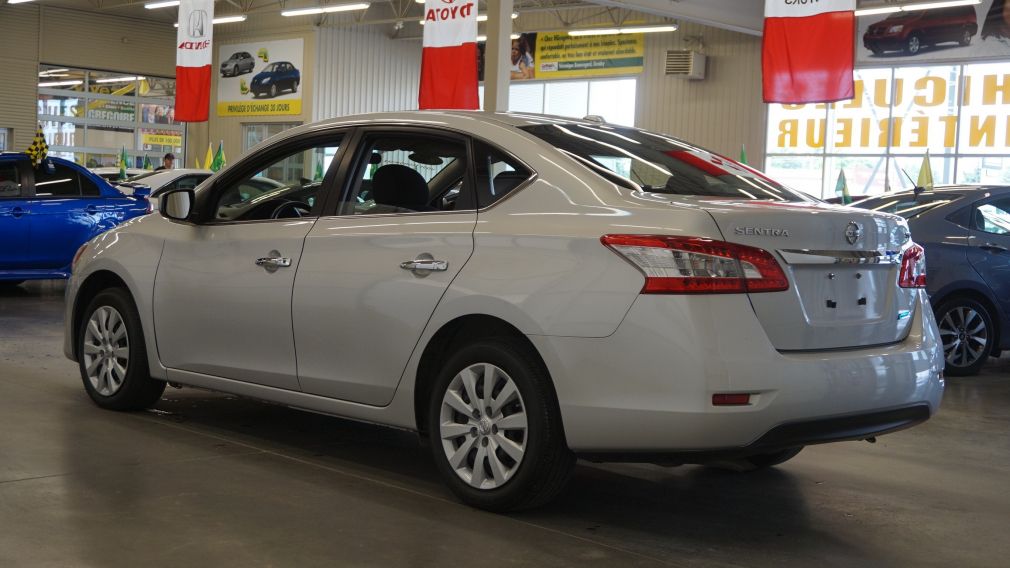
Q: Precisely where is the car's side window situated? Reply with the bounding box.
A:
[79,174,101,197]
[34,163,82,197]
[472,140,533,209]
[974,199,1010,236]
[211,136,343,222]
[0,163,23,198]
[171,175,207,191]
[344,133,472,215]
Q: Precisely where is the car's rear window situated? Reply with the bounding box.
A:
[521,123,813,202]
[855,194,960,219]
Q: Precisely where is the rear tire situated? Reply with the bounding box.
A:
[427,338,574,512]
[0,280,25,288]
[959,27,973,46]
[905,34,922,55]
[78,288,165,410]
[936,297,994,376]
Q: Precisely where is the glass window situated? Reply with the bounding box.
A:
[545,81,589,118]
[957,156,1010,185]
[79,174,101,197]
[346,133,469,215]
[213,137,342,222]
[35,162,81,197]
[0,163,23,198]
[473,140,533,208]
[856,194,960,219]
[975,199,1010,235]
[243,123,300,152]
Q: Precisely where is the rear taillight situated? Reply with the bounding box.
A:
[601,235,789,294]
[899,243,927,288]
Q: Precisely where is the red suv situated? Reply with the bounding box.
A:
[864,6,979,56]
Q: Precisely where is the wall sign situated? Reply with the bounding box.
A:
[478,31,644,82]
[217,38,304,117]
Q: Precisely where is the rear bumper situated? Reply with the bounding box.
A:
[530,290,944,453]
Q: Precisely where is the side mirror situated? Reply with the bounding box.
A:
[160,188,195,221]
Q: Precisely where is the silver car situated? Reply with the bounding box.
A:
[64,112,945,511]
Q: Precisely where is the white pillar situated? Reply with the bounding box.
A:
[483,0,512,112]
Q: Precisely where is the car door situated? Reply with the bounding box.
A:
[966,196,1010,317]
[153,131,347,391]
[292,127,480,405]
[28,161,113,270]
[0,159,31,271]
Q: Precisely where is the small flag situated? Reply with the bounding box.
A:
[210,141,226,172]
[314,158,325,181]
[118,147,130,180]
[835,169,852,205]
[917,151,934,193]
[739,144,748,165]
[203,142,214,170]
[143,154,153,170]
[24,125,49,168]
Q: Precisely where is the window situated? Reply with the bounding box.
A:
[975,200,1010,235]
[473,141,532,208]
[480,78,637,126]
[212,136,342,222]
[169,175,209,191]
[35,163,83,197]
[243,123,300,152]
[345,133,470,215]
[856,194,960,219]
[0,163,22,198]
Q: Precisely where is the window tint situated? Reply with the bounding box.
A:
[473,140,532,208]
[975,199,1010,235]
[80,174,101,197]
[856,194,959,219]
[35,162,81,197]
[345,133,471,215]
[212,136,342,222]
[170,175,208,191]
[0,163,23,198]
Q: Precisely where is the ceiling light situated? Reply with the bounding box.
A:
[620,24,678,33]
[422,11,517,23]
[568,28,621,36]
[173,15,247,26]
[145,1,180,9]
[8,0,38,4]
[855,0,980,16]
[39,80,83,87]
[476,35,487,42]
[39,68,69,76]
[281,3,370,17]
[854,7,901,16]
[95,76,145,83]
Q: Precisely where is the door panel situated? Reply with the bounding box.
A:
[0,161,30,270]
[28,197,121,269]
[293,214,476,404]
[966,198,1010,317]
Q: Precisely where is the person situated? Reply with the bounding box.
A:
[509,38,534,80]
[981,0,1010,42]
[155,153,174,171]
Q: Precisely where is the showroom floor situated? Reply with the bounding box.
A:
[2,281,1009,567]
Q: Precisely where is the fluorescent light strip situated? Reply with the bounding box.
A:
[8,0,38,4]
[39,80,83,87]
[95,76,145,84]
[855,0,980,16]
[281,3,370,17]
[145,1,180,9]
[173,15,247,26]
[421,12,517,24]
[569,25,677,36]
[38,68,70,76]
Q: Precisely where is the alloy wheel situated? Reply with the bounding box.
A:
[439,363,528,490]
[908,36,921,54]
[82,306,130,396]
[939,306,988,368]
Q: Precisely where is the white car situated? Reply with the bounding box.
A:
[90,167,147,181]
[116,168,213,197]
[64,112,944,511]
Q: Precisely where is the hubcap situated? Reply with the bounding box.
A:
[909,37,920,53]
[439,363,527,490]
[82,306,129,396]
[939,306,987,368]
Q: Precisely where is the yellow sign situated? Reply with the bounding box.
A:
[534,32,644,80]
[216,99,303,117]
[142,133,183,147]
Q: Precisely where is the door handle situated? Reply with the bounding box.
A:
[85,205,99,215]
[400,257,448,272]
[980,243,1009,253]
[9,207,25,218]
[254,252,292,273]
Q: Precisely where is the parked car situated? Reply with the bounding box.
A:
[864,5,979,56]
[0,154,150,284]
[63,112,944,511]
[115,168,213,210]
[251,61,300,98]
[855,186,1010,376]
[91,167,147,181]
[220,51,256,77]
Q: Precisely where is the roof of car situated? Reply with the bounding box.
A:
[865,185,1010,200]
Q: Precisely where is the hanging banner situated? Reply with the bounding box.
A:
[175,0,214,122]
[418,0,479,110]
[217,38,304,116]
[477,32,644,82]
[763,0,856,104]
[857,0,1010,64]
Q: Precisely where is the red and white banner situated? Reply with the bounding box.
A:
[175,0,214,122]
[763,0,855,104]
[418,0,478,110]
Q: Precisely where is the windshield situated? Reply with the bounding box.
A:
[522,123,813,202]
[855,194,959,219]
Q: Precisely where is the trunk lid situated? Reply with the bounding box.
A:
[678,198,917,351]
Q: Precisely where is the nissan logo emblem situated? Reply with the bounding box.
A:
[845,221,863,245]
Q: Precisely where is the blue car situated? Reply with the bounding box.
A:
[856,186,1010,375]
[250,61,300,99]
[0,153,150,284]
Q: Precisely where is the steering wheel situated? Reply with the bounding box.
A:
[270,200,312,219]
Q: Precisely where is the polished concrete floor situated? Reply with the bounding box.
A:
[2,281,1009,567]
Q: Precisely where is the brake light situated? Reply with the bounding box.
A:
[899,243,927,288]
[601,235,789,294]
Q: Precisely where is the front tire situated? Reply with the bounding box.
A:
[936,297,994,376]
[427,339,574,512]
[78,288,165,410]
[905,34,922,55]
[269,84,278,98]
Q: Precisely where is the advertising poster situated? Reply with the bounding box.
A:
[857,0,1010,64]
[478,31,644,81]
[217,38,303,117]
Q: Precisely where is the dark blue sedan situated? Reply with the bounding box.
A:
[857,186,1010,376]
[250,61,300,98]
[0,153,150,284]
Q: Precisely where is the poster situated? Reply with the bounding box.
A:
[478,31,644,82]
[217,38,303,116]
[857,0,1010,64]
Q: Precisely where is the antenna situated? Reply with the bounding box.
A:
[900,167,926,197]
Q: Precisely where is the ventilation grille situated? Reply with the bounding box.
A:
[665,50,706,80]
